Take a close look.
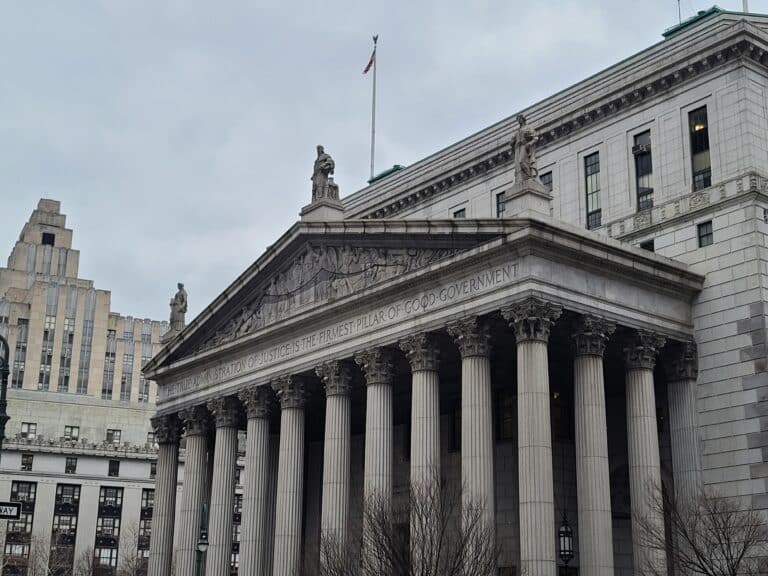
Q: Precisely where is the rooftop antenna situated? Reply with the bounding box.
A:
[743,0,749,12]
[677,0,682,24]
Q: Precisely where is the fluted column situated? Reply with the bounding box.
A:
[271,375,306,576]
[264,433,279,576]
[354,348,396,506]
[147,414,181,576]
[400,333,441,487]
[624,330,666,576]
[316,361,353,548]
[175,406,211,576]
[573,316,615,576]
[205,397,241,576]
[665,341,702,506]
[238,385,273,576]
[501,297,562,576]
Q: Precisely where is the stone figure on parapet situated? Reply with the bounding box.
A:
[169,282,188,331]
[311,145,339,202]
[513,114,539,181]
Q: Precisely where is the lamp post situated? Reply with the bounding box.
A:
[558,513,574,576]
[0,335,10,451]
[195,503,209,576]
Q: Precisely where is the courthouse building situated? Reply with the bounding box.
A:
[0,200,170,575]
[145,8,768,576]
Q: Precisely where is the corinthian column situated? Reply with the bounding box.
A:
[316,361,353,548]
[624,330,666,576]
[271,375,306,576]
[238,385,273,576]
[354,348,396,506]
[572,316,615,576]
[665,341,702,507]
[147,414,181,576]
[501,297,562,576]
[205,397,241,576]
[176,406,211,576]
[400,333,441,487]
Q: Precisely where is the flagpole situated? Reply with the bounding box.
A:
[370,34,378,181]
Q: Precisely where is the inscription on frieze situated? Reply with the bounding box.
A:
[161,261,518,400]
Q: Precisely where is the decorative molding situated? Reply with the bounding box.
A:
[572,315,616,357]
[354,348,395,386]
[271,375,306,410]
[151,414,182,445]
[501,297,562,343]
[664,340,699,381]
[399,333,440,372]
[179,405,211,437]
[447,316,491,358]
[238,385,273,419]
[316,361,353,397]
[206,397,241,428]
[624,330,667,371]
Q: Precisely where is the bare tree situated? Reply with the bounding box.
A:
[317,476,498,576]
[637,484,768,576]
[114,523,148,576]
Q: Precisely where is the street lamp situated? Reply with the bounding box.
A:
[558,513,574,576]
[195,503,209,576]
[0,335,10,451]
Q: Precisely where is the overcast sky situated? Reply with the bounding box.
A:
[0,0,760,322]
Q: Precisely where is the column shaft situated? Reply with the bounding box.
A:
[263,434,280,576]
[175,432,208,575]
[321,393,351,542]
[364,382,393,502]
[240,416,271,575]
[410,369,441,486]
[147,416,180,576]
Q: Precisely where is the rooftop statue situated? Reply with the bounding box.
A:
[513,114,539,182]
[311,145,339,202]
[169,282,187,331]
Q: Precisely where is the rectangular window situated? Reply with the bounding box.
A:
[12,319,29,389]
[63,425,79,441]
[4,543,30,559]
[141,489,154,510]
[453,208,466,219]
[584,152,601,229]
[540,171,553,192]
[52,514,77,535]
[689,106,711,191]
[496,192,506,218]
[108,460,120,477]
[7,512,33,535]
[698,221,713,247]
[11,482,36,504]
[634,131,653,211]
[41,232,55,246]
[56,484,81,505]
[95,547,118,567]
[101,329,117,399]
[20,422,37,440]
[77,290,97,394]
[150,462,157,479]
[96,516,121,537]
[106,429,121,444]
[99,487,123,507]
[65,457,77,475]
[120,345,134,402]
[640,239,655,252]
[58,317,76,392]
[21,454,33,471]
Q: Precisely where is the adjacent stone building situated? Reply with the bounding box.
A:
[142,8,766,576]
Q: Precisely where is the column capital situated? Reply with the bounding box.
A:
[179,405,211,437]
[573,315,616,357]
[501,297,562,342]
[447,316,491,358]
[272,375,306,409]
[624,329,666,371]
[354,347,395,386]
[238,385,273,419]
[316,361,353,397]
[664,340,698,381]
[151,414,182,445]
[206,397,241,428]
[399,333,440,371]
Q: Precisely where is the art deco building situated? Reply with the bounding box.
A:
[140,7,766,576]
[0,200,171,575]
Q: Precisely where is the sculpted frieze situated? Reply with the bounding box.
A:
[197,245,462,352]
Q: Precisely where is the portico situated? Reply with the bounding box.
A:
[144,213,703,576]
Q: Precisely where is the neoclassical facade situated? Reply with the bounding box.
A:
[145,8,768,576]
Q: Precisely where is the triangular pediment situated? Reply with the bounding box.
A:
[149,220,516,369]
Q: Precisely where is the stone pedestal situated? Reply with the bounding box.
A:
[205,398,240,576]
[502,297,562,576]
[573,316,615,576]
[503,178,552,218]
[147,415,181,576]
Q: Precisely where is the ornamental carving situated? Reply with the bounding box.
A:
[354,348,395,386]
[151,414,181,445]
[624,330,666,371]
[198,245,462,352]
[316,361,353,397]
[664,340,698,381]
[447,316,491,358]
[206,397,241,428]
[572,315,616,357]
[179,405,211,437]
[272,375,306,409]
[501,297,562,342]
[238,385,273,419]
[399,333,440,372]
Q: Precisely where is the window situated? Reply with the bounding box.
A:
[11,482,36,503]
[64,425,79,441]
[101,329,117,399]
[698,221,713,247]
[453,208,466,219]
[20,454,34,471]
[4,543,30,559]
[146,432,156,445]
[95,547,118,567]
[7,513,33,535]
[20,422,37,440]
[496,389,516,441]
[12,319,29,388]
[77,290,97,394]
[634,131,654,210]
[65,457,77,474]
[689,106,711,191]
[540,171,553,192]
[640,239,655,252]
[99,487,123,507]
[108,460,120,477]
[232,523,241,543]
[496,192,506,218]
[96,516,121,537]
[52,514,77,535]
[58,317,76,392]
[57,484,80,505]
[150,462,157,479]
[584,152,601,229]
[141,489,154,510]
[120,341,134,401]
[139,518,152,537]
[41,232,55,246]
[235,467,242,485]
[106,429,122,444]
[233,494,243,514]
